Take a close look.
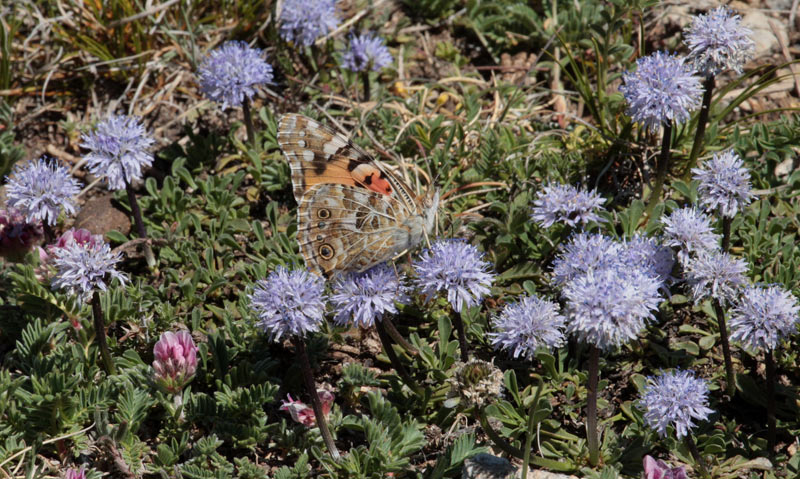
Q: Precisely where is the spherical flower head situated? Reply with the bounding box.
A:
[447,359,504,409]
[4,157,81,225]
[563,265,662,351]
[489,294,566,360]
[531,183,606,228]
[280,390,333,426]
[685,250,748,304]
[692,149,753,218]
[662,207,720,265]
[684,6,755,76]
[413,240,494,313]
[51,240,128,301]
[552,233,623,287]
[341,32,393,73]
[639,369,713,439]
[620,234,675,289]
[643,456,688,479]
[65,466,86,479]
[0,208,43,261]
[279,0,339,47]
[80,114,154,191]
[330,264,410,328]
[197,41,273,109]
[153,330,198,394]
[620,51,703,133]
[730,284,800,353]
[249,267,326,341]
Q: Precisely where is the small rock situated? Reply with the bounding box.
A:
[741,11,786,57]
[73,192,132,238]
[462,454,579,479]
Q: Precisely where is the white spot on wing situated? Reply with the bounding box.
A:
[302,149,314,162]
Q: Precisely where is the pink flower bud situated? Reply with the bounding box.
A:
[152,331,198,394]
[64,465,86,479]
[279,390,334,426]
[44,228,103,261]
[643,455,687,479]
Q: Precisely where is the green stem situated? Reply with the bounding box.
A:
[295,338,340,461]
[375,320,423,395]
[586,345,600,467]
[521,378,544,479]
[712,298,735,397]
[766,349,776,453]
[124,177,155,268]
[686,75,715,179]
[242,97,257,149]
[644,122,673,222]
[477,407,525,457]
[684,435,710,479]
[381,317,418,356]
[91,291,116,375]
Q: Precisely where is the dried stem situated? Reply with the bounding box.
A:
[721,215,731,253]
[91,291,116,375]
[712,298,736,396]
[42,222,55,244]
[766,349,776,453]
[644,122,673,221]
[124,177,155,268]
[361,72,370,102]
[454,312,470,362]
[295,338,340,461]
[375,320,423,395]
[686,75,715,178]
[586,345,600,467]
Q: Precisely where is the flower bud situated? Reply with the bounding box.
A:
[153,331,198,394]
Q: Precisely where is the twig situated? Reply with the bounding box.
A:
[107,0,180,27]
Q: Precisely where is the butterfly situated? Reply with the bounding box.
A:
[277,113,439,279]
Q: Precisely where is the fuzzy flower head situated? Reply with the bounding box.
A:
[531,183,606,228]
[279,0,339,46]
[620,51,703,132]
[692,150,753,218]
[552,233,623,287]
[490,294,566,360]
[330,264,409,328]
[730,284,800,353]
[65,466,86,479]
[341,32,393,73]
[280,390,333,426]
[81,114,154,191]
[643,455,688,479]
[4,157,81,225]
[249,267,326,341]
[639,370,713,439]
[620,235,675,289]
[447,360,504,409]
[0,208,43,261]
[685,250,748,304]
[51,240,128,301]
[197,41,273,109]
[563,265,662,351]
[684,6,755,76]
[413,240,494,313]
[662,207,720,265]
[153,331,198,394]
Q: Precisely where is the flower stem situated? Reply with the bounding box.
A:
[361,72,370,102]
[295,338,340,461]
[375,320,423,395]
[765,349,776,453]
[521,378,544,479]
[721,215,731,253]
[684,435,710,479]
[242,97,257,149]
[712,298,735,397]
[586,345,600,467]
[91,290,116,375]
[644,122,673,222]
[454,312,470,362]
[686,75,715,179]
[42,222,55,244]
[477,406,525,457]
[124,177,155,268]
[382,317,418,356]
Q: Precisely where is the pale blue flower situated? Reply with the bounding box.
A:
[662,207,720,264]
[684,6,755,76]
[341,32,393,72]
[552,233,623,287]
[620,234,675,289]
[413,240,494,313]
[620,51,703,132]
[685,251,748,304]
[330,264,409,328]
[249,267,326,341]
[692,149,753,218]
[51,240,128,301]
[279,0,339,46]
[531,183,606,228]
[730,284,800,353]
[4,157,81,225]
[81,114,154,191]
[490,294,565,360]
[639,370,713,439]
[197,41,273,109]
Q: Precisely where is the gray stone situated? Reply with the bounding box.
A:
[73,192,132,238]
[462,454,578,479]
[741,11,787,57]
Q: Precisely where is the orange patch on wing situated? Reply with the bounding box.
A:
[351,164,393,196]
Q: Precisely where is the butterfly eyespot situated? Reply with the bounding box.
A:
[317,208,331,219]
[319,244,335,260]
